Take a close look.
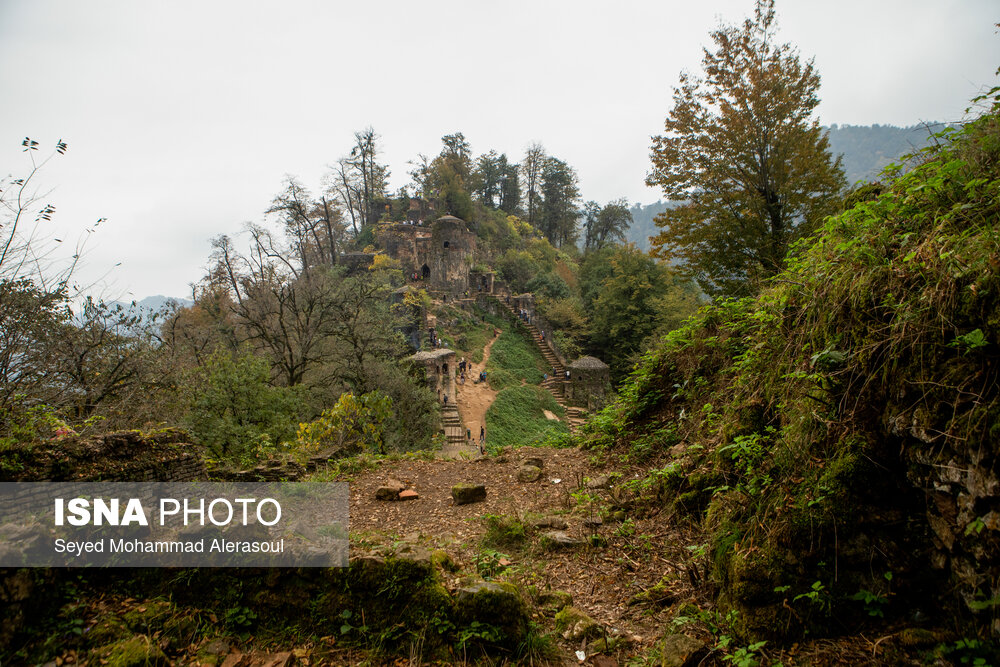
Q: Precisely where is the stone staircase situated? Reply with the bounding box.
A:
[440,403,475,458]
[494,297,588,434]
[564,405,588,432]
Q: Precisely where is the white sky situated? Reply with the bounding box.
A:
[0,0,996,300]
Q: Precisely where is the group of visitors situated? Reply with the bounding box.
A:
[517,309,531,324]
[466,425,486,454]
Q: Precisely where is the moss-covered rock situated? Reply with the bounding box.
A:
[98,634,168,667]
[455,580,529,648]
[655,633,705,667]
[536,589,573,615]
[452,483,487,505]
[554,605,601,641]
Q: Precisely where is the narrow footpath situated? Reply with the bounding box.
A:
[440,329,501,459]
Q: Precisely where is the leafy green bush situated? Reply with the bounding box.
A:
[182,349,306,464]
[297,390,392,455]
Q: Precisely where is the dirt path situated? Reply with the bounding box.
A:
[454,329,501,448]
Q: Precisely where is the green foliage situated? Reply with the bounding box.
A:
[485,330,546,390]
[583,197,633,251]
[936,638,999,666]
[0,400,72,451]
[526,272,570,300]
[484,385,568,450]
[223,605,257,632]
[182,349,306,464]
[496,249,540,292]
[296,390,393,455]
[472,548,513,579]
[586,244,699,378]
[538,156,581,248]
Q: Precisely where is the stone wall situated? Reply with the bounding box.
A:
[904,425,1000,635]
[2,429,207,482]
[429,216,475,294]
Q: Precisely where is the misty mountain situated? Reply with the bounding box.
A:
[109,294,193,315]
[826,122,951,185]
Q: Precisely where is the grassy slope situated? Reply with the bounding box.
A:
[485,385,568,451]
[435,305,506,364]
[485,329,547,390]
[582,107,1000,647]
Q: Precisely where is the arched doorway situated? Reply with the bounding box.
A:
[421,264,430,280]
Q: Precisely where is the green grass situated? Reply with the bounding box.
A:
[435,305,506,364]
[485,385,568,450]
[485,330,547,390]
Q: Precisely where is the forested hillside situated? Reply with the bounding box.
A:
[827,122,951,184]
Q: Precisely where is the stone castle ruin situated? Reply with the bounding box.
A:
[407,348,457,403]
[376,215,478,296]
[370,213,611,421]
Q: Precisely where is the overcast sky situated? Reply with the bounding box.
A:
[0,0,996,300]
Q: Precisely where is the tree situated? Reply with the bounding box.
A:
[646,0,844,297]
[539,157,581,248]
[474,150,503,209]
[333,127,389,235]
[266,177,346,269]
[588,245,699,377]
[521,142,546,224]
[496,154,521,215]
[209,225,404,390]
[584,198,633,251]
[424,132,475,220]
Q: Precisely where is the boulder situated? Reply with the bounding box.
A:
[452,483,487,505]
[554,606,601,641]
[99,635,169,667]
[586,474,611,489]
[530,516,568,530]
[516,465,542,483]
[537,589,573,615]
[523,457,544,469]
[656,634,705,667]
[540,530,583,548]
[375,479,406,501]
[455,580,530,647]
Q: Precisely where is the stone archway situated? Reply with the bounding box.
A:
[421,264,430,280]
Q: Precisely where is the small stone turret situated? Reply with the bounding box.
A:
[566,356,610,411]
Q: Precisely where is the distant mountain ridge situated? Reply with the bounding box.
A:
[111,294,193,313]
[626,122,949,251]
